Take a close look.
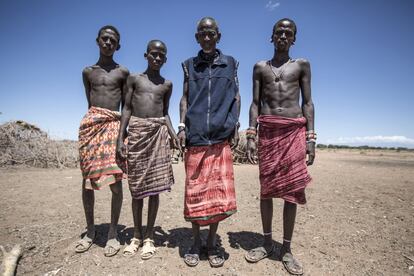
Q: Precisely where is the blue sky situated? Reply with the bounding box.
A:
[1,0,413,147]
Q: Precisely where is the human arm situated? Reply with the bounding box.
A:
[246,63,262,164]
[116,75,134,160]
[120,67,130,110]
[178,63,189,148]
[299,59,315,166]
[230,60,241,150]
[163,82,180,151]
[82,68,92,109]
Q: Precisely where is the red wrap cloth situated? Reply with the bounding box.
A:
[258,115,312,204]
[184,142,237,225]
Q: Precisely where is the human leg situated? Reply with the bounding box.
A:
[281,201,303,275]
[123,198,143,257]
[207,222,225,267]
[140,195,159,260]
[75,180,96,253]
[104,181,123,257]
[245,198,275,262]
[184,222,202,267]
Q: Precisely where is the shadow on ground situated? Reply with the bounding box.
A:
[227,231,282,261]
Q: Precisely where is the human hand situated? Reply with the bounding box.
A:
[178,129,186,149]
[171,135,182,152]
[116,140,127,161]
[230,129,239,150]
[306,142,315,166]
[246,138,257,164]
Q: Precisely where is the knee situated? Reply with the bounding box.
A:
[284,201,297,209]
[150,194,159,200]
[110,182,123,195]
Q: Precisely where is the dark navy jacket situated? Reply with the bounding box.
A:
[182,49,239,146]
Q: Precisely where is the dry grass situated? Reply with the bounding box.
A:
[0,121,78,168]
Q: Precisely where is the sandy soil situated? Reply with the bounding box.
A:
[0,149,413,276]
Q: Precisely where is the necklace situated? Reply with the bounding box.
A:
[268,59,291,82]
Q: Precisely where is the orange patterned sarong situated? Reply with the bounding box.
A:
[184,142,237,226]
[79,106,124,190]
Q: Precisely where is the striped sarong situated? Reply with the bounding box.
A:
[258,115,312,204]
[127,116,174,199]
[79,106,124,190]
[184,142,237,226]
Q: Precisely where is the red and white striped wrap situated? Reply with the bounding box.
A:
[184,142,237,225]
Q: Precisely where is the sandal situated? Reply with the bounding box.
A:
[75,231,96,253]
[208,247,225,268]
[245,244,274,263]
[184,245,200,267]
[123,237,141,257]
[141,238,156,260]
[104,238,121,257]
[282,252,303,275]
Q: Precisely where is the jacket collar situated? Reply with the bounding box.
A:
[193,49,228,67]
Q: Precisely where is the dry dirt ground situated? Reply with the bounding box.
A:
[0,149,413,276]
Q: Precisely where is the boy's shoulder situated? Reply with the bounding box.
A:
[164,79,173,88]
[82,65,94,75]
[117,64,130,75]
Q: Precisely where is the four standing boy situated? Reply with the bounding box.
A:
[76,17,314,275]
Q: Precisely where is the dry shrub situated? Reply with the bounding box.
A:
[0,121,78,168]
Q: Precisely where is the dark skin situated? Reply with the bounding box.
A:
[246,19,315,268]
[179,17,240,266]
[117,41,179,242]
[80,28,129,255]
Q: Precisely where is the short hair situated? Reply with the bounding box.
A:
[272,18,297,36]
[197,17,219,32]
[146,40,167,53]
[97,25,120,42]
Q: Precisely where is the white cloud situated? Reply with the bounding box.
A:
[327,135,414,146]
[265,0,280,11]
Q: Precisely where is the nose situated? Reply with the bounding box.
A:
[155,55,161,61]
[204,35,210,41]
[280,32,287,39]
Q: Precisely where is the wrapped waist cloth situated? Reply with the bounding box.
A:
[258,115,312,204]
[79,106,125,190]
[184,142,237,225]
[127,116,174,199]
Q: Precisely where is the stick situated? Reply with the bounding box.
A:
[403,253,414,263]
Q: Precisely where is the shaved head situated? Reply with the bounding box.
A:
[197,16,219,32]
[273,18,297,36]
[146,39,167,53]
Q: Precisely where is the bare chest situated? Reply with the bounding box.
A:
[89,69,124,87]
[262,61,301,84]
[133,80,168,103]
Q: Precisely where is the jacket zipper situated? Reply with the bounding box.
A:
[207,64,212,145]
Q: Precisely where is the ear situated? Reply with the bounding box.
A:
[217,32,221,44]
[96,37,99,45]
[116,44,121,51]
[144,52,148,59]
